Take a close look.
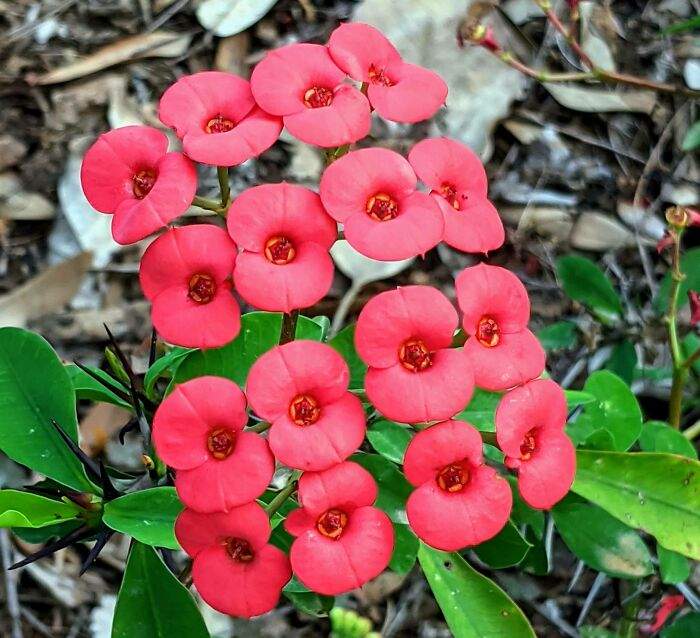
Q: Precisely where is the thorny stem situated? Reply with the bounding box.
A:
[279,310,299,345]
[265,477,299,517]
[667,228,686,429]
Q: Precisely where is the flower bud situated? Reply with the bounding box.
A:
[665,205,692,228]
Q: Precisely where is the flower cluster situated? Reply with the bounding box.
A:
[80,20,575,620]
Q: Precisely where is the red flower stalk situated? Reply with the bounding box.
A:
[320,148,444,261]
[250,43,371,147]
[176,502,291,618]
[246,340,365,471]
[355,285,474,423]
[495,379,575,510]
[153,376,274,513]
[159,71,282,166]
[285,461,394,595]
[456,263,545,390]
[139,225,240,349]
[80,125,196,244]
[408,137,504,253]
[327,23,448,124]
[227,183,336,312]
[404,420,512,550]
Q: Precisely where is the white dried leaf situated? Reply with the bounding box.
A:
[570,211,636,251]
[544,83,656,114]
[197,0,278,37]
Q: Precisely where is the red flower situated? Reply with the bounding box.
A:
[139,225,240,349]
[404,420,512,550]
[80,125,196,245]
[408,137,504,253]
[355,286,473,423]
[455,263,545,390]
[285,461,393,595]
[689,290,700,325]
[227,183,336,312]
[176,502,291,618]
[250,43,370,147]
[153,376,274,513]
[495,379,575,510]
[246,340,365,471]
[319,148,443,261]
[328,23,448,123]
[159,71,282,166]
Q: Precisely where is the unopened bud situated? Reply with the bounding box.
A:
[665,205,691,228]
[458,21,500,52]
[142,454,155,470]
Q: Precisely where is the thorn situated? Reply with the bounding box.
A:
[10,526,93,570]
[118,418,139,444]
[148,329,158,367]
[73,361,132,404]
[50,419,101,482]
[79,528,114,575]
[98,462,120,501]
[567,404,584,422]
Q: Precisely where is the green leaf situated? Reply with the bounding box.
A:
[351,453,412,524]
[13,519,82,544]
[656,248,700,313]
[509,477,545,540]
[640,421,697,459]
[682,332,700,375]
[657,544,690,584]
[536,321,579,352]
[173,312,323,388]
[112,542,208,638]
[552,498,653,578]
[65,364,132,409]
[0,490,80,528]
[0,328,92,491]
[455,388,502,432]
[328,324,366,390]
[473,520,532,569]
[143,347,193,400]
[104,487,182,549]
[556,255,623,324]
[662,14,700,34]
[565,389,596,409]
[579,628,617,638]
[605,340,637,385]
[567,370,642,451]
[418,544,535,638]
[661,613,700,638]
[283,576,334,617]
[389,523,419,574]
[366,420,412,464]
[571,450,700,560]
[682,120,700,151]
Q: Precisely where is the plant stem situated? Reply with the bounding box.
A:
[667,229,686,429]
[618,580,641,638]
[536,0,594,69]
[217,166,230,208]
[265,478,298,517]
[682,346,700,370]
[191,195,228,216]
[247,421,271,434]
[683,419,700,441]
[279,310,299,345]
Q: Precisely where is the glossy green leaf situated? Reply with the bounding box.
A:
[455,388,502,432]
[509,477,545,540]
[390,523,419,574]
[537,321,579,352]
[112,542,208,638]
[657,544,690,584]
[565,389,596,409]
[104,488,182,549]
[143,347,193,400]
[13,519,82,544]
[556,255,622,324]
[571,450,700,559]
[0,328,92,491]
[473,520,532,569]
[352,453,411,524]
[567,370,642,451]
[0,490,80,528]
[173,312,322,388]
[656,248,700,313]
[328,324,366,390]
[418,544,536,638]
[552,498,653,578]
[640,421,697,459]
[366,420,412,464]
[661,613,700,638]
[682,120,700,151]
[65,364,132,409]
[283,576,333,617]
[605,340,637,385]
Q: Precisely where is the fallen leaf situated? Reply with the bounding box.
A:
[570,211,637,251]
[197,0,278,37]
[0,252,92,327]
[28,32,193,85]
[580,1,618,72]
[0,191,55,220]
[544,83,657,114]
[331,240,413,288]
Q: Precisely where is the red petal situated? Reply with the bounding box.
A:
[403,419,483,487]
[327,22,401,82]
[406,465,511,550]
[463,329,545,391]
[175,432,274,513]
[246,340,349,422]
[438,195,504,254]
[290,506,393,595]
[355,285,458,368]
[284,507,315,537]
[297,461,377,516]
[365,349,474,423]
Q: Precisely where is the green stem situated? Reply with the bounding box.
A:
[191,195,228,217]
[265,478,298,517]
[618,581,641,638]
[279,310,299,345]
[682,346,700,370]
[217,166,230,208]
[247,421,271,434]
[683,419,700,441]
[667,229,686,429]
